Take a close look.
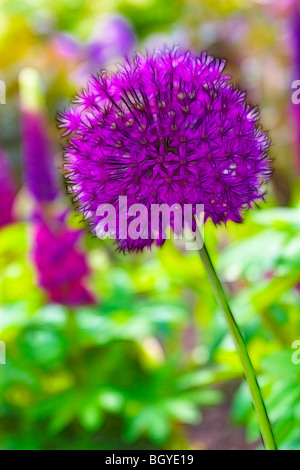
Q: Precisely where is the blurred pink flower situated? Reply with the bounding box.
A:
[269,0,294,15]
[32,212,95,306]
[49,15,135,85]
[51,33,80,60]
[85,15,135,67]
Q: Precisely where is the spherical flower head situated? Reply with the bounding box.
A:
[59,47,272,252]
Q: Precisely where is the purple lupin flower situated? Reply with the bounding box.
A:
[59,47,271,252]
[0,150,17,228]
[32,211,95,306]
[21,113,61,202]
[291,2,300,71]
[19,68,60,203]
[19,68,95,306]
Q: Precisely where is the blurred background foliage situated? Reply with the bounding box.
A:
[0,0,300,450]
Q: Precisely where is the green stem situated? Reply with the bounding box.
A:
[67,308,84,386]
[197,234,277,450]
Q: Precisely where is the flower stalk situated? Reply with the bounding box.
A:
[197,229,277,450]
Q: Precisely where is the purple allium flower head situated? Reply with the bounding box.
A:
[32,211,95,306]
[0,150,17,228]
[59,47,271,252]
